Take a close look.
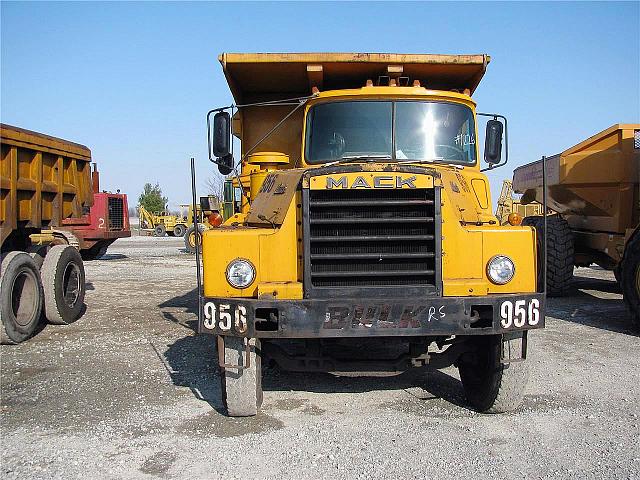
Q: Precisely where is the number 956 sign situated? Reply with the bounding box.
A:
[203,302,248,334]
[499,299,540,329]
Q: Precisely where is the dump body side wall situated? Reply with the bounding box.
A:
[513,124,640,235]
[0,124,93,249]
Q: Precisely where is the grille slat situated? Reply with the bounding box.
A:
[310,234,434,242]
[310,199,434,207]
[311,269,435,278]
[307,186,438,290]
[310,217,434,224]
[311,252,435,260]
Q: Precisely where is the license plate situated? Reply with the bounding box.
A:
[202,302,248,333]
[499,298,541,329]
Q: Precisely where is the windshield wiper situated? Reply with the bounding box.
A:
[399,157,464,169]
[325,154,392,166]
[398,157,445,163]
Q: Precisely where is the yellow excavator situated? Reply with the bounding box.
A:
[138,197,224,252]
[495,180,544,225]
[139,205,191,237]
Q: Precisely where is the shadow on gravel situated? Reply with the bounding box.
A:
[547,276,636,336]
[158,288,198,331]
[157,289,224,411]
[157,333,223,412]
[95,253,128,261]
[262,364,468,408]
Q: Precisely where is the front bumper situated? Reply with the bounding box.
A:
[199,293,545,338]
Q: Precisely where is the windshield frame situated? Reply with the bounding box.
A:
[303,98,478,167]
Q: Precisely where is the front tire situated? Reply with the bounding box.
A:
[184,224,205,254]
[620,232,640,328]
[458,335,529,413]
[41,245,86,325]
[0,252,44,344]
[219,336,263,417]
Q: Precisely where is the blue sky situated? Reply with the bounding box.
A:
[2,1,638,208]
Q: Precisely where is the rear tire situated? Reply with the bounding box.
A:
[522,215,574,296]
[81,241,111,261]
[458,334,529,413]
[220,336,263,417]
[620,233,640,328]
[41,245,86,325]
[173,224,186,237]
[184,224,205,254]
[0,252,44,344]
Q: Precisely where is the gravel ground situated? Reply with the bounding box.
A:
[1,236,639,479]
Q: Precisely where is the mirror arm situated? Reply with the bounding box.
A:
[478,112,508,172]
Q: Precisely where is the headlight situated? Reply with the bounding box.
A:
[226,258,256,289]
[487,255,515,285]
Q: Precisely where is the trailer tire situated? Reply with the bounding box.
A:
[154,224,166,237]
[620,233,640,328]
[522,215,574,296]
[173,224,186,237]
[184,224,205,254]
[41,245,86,325]
[219,336,263,417]
[458,334,529,413]
[1,252,44,344]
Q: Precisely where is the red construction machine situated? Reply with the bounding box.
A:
[56,163,131,259]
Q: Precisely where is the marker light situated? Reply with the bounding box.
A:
[226,259,256,289]
[487,255,515,285]
[508,212,523,226]
[208,212,224,227]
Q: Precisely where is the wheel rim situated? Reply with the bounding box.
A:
[62,262,81,308]
[189,231,201,248]
[635,264,640,296]
[11,269,39,327]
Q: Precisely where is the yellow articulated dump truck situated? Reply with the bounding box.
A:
[495,180,544,226]
[514,124,640,322]
[1,124,90,343]
[198,53,544,416]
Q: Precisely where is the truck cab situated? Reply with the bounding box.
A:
[198,53,544,416]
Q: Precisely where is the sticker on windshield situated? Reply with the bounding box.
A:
[454,134,475,147]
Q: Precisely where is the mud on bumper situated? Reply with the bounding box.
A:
[199,293,545,338]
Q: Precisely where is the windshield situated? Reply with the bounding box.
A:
[305,100,477,164]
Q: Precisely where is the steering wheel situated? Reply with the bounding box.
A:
[436,144,465,161]
[327,132,346,158]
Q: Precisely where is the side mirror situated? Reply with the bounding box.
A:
[217,153,234,175]
[484,119,503,164]
[213,111,231,158]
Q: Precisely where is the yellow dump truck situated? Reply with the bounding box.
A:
[198,53,544,416]
[1,124,91,343]
[514,124,640,322]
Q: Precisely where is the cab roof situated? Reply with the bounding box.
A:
[218,52,490,103]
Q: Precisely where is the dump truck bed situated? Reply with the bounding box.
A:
[219,52,490,102]
[0,124,94,247]
[512,124,640,234]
